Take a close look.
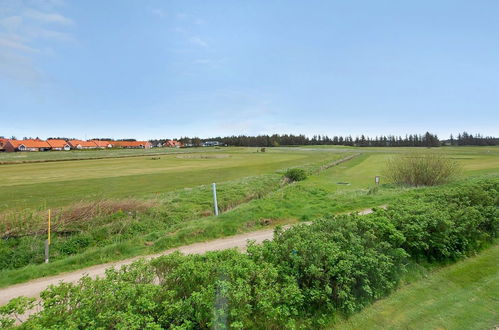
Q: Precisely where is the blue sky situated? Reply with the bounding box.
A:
[1,0,498,140]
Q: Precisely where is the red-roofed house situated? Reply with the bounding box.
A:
[113,141,152,149]
[165,140,183,148]
[4,139,52,152]
[0,138,8,152]
[67,140,99,150]
[90,140,113,149]
[46,139,71,151]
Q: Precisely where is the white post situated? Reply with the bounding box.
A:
[44,239,49,263]
[375,176,380,185]
[212,183,219,216]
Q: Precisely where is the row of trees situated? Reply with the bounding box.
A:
[176,131,497,148]
[449,132,498,146]
[2,132,497,147]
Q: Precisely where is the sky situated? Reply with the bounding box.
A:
[0,0,498,140]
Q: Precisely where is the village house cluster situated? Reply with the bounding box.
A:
[0,138,183,152]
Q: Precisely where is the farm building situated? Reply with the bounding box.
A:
[67,140,99,150]
[113,141,152,149]
[165,140,183,148]
[91,140,114,148]
[4,139,52,152]
[0,138,8,152]
[47,139,71,151]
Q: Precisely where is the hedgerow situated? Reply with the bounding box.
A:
[3,179,497,329]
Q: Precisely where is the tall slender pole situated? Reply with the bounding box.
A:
[212,183,219,216]
[45,209,51,263]
[48,209,51,245]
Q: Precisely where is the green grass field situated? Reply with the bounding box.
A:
[1,146,498,287]
[3,146,497,211]
[0,146,209,163]
[0,148,338,210]
[0,145,498,329]
[333,243,499,330]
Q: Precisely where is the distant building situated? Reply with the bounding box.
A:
[46,139,71,151]
[165,140,183,148]
[4,139,52,152]
[113,141,152,149]
[0,138,8,152]
[90,140,114,149]
[67,140,99,150]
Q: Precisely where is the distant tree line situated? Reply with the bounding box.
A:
[173,131,498,147]
[2,132,497,147]
[447,132,498,146]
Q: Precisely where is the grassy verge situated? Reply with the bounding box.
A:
[332,243,499,329]
[0,154,352,287]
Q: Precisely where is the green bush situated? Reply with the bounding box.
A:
[385,180,498,261]
[284,168,307,182]
[385,153,461,186]
[15,179,499,329]
[248,216,407,319]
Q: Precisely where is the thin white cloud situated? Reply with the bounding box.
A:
[29,0,66,10]
[23,8,72,25]
[189,36,208,48]
[193,59,211,64]
[149,7,166,19]
[25,26,72,41]
[0,34,39,52]
[0,15,23,31]
[0,1,73,86]
[0,50,41,85]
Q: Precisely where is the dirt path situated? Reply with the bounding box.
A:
[0,206,384,307]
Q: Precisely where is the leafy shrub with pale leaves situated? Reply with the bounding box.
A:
[385,153,461,186]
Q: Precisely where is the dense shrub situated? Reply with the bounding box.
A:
[384,180,498,261]
[284,168,307,182]
[385,153,461,186]
[8,179,498,329]
[248,216,407,320]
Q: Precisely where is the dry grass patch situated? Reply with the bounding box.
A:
[0,198,156,238]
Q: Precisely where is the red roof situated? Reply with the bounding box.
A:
[0,138,8,148]
[90,140,113,147]
[113,141,151,147]
[68,140,98,148]
[165,140,183,147]
[46,139,70,148]
[8,139,51,148]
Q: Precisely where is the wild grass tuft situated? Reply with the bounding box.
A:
[384,153,461,186]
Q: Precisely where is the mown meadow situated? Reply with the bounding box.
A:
[0,148,341,210]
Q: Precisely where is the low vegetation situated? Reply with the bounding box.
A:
[385,153,461,186]
[2,179,496,328]
[0,154,349,275]
[284,168,307,182]
[0,174,283,271]
[333,244,499,329]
